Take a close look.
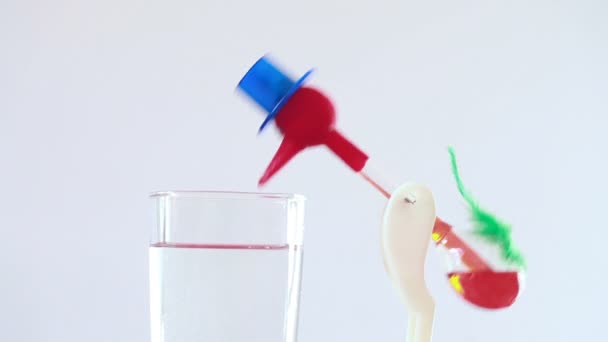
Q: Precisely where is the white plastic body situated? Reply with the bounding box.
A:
[381,183,437,342]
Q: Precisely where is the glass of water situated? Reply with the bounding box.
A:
[149,191,305,342]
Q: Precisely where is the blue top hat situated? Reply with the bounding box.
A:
[237,55,313,132]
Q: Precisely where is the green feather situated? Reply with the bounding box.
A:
[447,146,526,269]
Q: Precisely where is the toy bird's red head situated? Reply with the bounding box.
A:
[259,86,369,185]
[260,86,337,185]
[236,55,369,185]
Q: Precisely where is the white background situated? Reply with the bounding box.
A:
[2,0,607,341]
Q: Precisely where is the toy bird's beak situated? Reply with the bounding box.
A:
[258,137,305,186]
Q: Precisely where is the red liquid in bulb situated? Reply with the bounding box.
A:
[447,271,521,309]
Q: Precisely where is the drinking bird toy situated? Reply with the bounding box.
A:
[235,55,527,330]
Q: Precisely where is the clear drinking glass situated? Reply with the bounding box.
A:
[149,191,305,342]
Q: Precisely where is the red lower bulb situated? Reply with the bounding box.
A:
[448,271,523,309]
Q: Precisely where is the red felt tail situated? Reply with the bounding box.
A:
[259,137,305,186]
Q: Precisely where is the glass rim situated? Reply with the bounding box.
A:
[149,190,306,202]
